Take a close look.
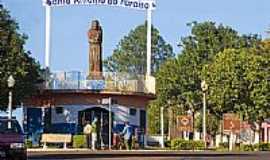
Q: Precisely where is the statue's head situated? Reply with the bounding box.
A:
[91,20,99,30]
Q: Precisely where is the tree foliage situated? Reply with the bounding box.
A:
[147,102,161,135]
[156,21,260,110]
[0,5,43,109]
[203,47,270,122]
[150,21,263,134]
[195,112,220,137]
[104,22,174,75]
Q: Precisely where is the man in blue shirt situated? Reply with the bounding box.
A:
[121,121,133,150]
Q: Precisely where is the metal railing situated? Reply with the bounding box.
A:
[44,71,150,93]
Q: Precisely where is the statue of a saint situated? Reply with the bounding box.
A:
[88,20,103,79]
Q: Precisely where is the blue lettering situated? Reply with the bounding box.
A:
[152,2,156,9]
[49,0,71,5]
[119,0,149,9]
[74,0,81,4]
[133,2,138,8]
[46,0,52,6]
[51,0,57,4]
[138,2,143,9]
[144,2,149,9]
[48,0,152,9]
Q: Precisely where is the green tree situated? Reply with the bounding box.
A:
[203,47,270,122]
[195,112,220,137]
[0,4,43,110]
[156,21,259,110]
[152,21,260,135]
[147,102,161,135]
[104,22,174,75]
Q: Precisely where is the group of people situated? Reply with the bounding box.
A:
[83,118,133,150]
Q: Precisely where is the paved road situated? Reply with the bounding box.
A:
[28,156,270,160]
[27,151,270,160]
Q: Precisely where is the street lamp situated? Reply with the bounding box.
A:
[7,75,15,128]
[201,80,208,147]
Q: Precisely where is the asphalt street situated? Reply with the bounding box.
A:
[27,157,270,160]
[27,151,270,160]
[26,158,270,160]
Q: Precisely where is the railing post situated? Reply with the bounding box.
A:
[43,142,47,149]
[114,73,117,90]
[63,142,67,149]
[78,71,81,89]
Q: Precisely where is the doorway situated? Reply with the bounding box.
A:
[78,107,112,149]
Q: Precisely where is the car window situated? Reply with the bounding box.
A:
[0,120,23,134]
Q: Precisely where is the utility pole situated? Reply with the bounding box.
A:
[108,97,112,150]
[146,8,152,76]
[102,97,113,150]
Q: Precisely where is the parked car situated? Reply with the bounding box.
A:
[0,118,26,160]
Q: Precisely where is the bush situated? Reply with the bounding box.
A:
[240,144,257,151]
[25,139,32,148]
[73,135,87,148]
[219,142,229,148]
[193,140,205,150]
[259,143,270,151]
[165,140,171,148]
[171,138,204,150]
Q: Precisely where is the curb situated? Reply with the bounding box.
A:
[27,150,265,159]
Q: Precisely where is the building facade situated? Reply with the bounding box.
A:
[22,20,156,147]
[23,71,155,147]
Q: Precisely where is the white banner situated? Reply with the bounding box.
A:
[43,0,156,10]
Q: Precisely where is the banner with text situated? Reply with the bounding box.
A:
[43,0,156,10]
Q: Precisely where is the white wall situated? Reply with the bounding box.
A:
[51,105,144,127]
[51,105,103,124]
[113,105,141,126]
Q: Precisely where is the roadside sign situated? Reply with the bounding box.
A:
[101,98,111,105]
[241,121,251,129]
[223,113,240,134]
[240,121,252,142]
[177,115,193,132]
[101,98,117,105]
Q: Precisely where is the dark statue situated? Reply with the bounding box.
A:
[88,20,103,79]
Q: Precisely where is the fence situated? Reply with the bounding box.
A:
[44,71,150,93]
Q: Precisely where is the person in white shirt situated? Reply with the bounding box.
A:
[83,121,92,148]
[91,117,98,150]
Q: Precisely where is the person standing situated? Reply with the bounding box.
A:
[91,117,98,150]
[121,121,133,150]
[83,121,92,149]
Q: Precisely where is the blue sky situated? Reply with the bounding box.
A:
[2,0,270,71]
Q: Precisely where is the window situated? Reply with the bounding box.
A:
[55,107,64,114]
[129,108,137,116]
[140,110,146,130]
